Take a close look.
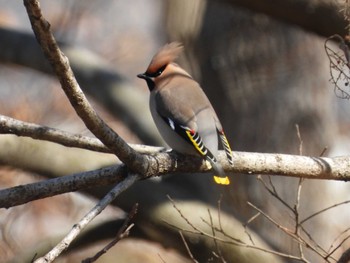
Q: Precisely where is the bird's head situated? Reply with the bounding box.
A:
[137,42,184,91]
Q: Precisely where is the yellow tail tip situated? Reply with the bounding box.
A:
[213,176,230,185]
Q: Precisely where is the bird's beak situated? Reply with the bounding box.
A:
[137,73,148,80]
[137,72,155,91]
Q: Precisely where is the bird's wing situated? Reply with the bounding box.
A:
[154,87,199,146]
[154,88,230,185]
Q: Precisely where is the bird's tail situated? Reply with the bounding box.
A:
[184,128,230,185]
[207,158,230,185]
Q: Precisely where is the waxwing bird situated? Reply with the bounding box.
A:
[137,42,233,185]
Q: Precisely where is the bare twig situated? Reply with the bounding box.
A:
[33,174,139,263]
[82,204,138,263]
[295,124,303,156]
[168,220,308,261]
[248,202,330,262]
[327,232,350,261]
[243,213,260,245]
[166,197,245,246]
[167,199,307,261]
[167,195,200,232]
[257,176,294,211]
[300,200,350,225]
[179,231,199,263]
[329,227,350,254]
[158,254,167,263]
[247,202,297,240]
[294,124,305,259]
[206,208,226,263]
[325,34,350,99]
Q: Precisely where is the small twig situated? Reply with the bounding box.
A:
[294,124,305,259]
[248,202,327,261]
[166,197,245,246]
[167,195,200,232]
[295,124,303,156]
[327,233,350,261]
[158,254,167,263]
[325,35,350,99]
[300,200,350,225]
[295,177,305,259]
[217,195,224,232]
[82,203,138,263]
[33,174,139,263]
[298,224,331,259]
[206,209,226,263]
[243,212,260,245]
[166,209,305,261]
[247,202,296,239]
[179,231,199,263]
[257,176,294,211]
[320,147,328,157]
[329,227,350,254]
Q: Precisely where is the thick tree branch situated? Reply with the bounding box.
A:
[0,165,127,208]
[1,145,350,209]
[1,112,350,183]
[23,0,149,175]
[1,108,350,209]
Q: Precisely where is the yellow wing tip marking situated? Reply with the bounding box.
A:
[213,176,230,185]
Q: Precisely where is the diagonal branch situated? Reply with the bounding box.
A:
[33,174,139,263]
[82,204,138,263]
[0,164,127,208]
[23,0,148,175]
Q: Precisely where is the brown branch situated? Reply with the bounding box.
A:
[0,114,163,154]
[82,204,138,263]
[33,174,139,263]
[2,111,350,182]
[0,165,127,208]
[23,0,148,175]
[166,198,301,262]
[5,105,350,182]
[300,200,350,225]
[178,231,199,263]
[2,149,350,208]
[325,35,350,99]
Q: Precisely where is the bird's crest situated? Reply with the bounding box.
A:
[146,42,183,75]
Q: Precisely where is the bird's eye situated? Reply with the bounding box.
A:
[147,65,167,78]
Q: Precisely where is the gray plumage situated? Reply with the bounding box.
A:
[138,42,232,185]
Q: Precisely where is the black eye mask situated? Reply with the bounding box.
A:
[146,64,167,78]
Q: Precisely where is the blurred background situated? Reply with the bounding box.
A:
[1,0,350,262]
